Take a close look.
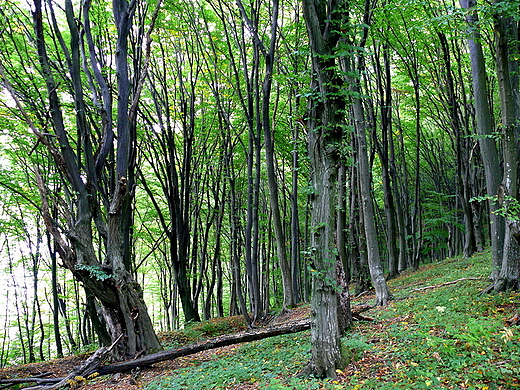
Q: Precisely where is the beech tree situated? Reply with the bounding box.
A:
[460,0,519,291]
[342,0,390,306]
[0,0,162,360]
[491,0,520,291]
[301,0,351,378]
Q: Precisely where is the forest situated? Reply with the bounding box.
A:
[0,0,518,385]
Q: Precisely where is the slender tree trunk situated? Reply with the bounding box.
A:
[337,162,350,280]
[350,79,390,306]
[460,0,504,279]
[48,232,63,358]
[291,123,302,303]
[438,31,476,258]
[410,83,422,271]
[349,154,371,294]
[259,0,294,311]
[372,44,398,278]
[243,41,263,323]
[343,37,390,305]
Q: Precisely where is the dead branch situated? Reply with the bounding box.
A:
[18,335,122,390]
[412,277,484,292]
[20,347,111,390]
[506,313,520,326]
[3,305,376,388]
[0,377,59,389]
[97,320,311,375]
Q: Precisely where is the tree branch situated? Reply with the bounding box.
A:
[412,277,484,292]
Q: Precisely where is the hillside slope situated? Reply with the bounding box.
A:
[1,249,519,389]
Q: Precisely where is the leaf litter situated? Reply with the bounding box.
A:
[0,249,519,389]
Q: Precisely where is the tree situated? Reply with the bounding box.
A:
[342,0,390,306]
[0,0,162,360]
[301,0,351,378]
[460,0,504,274]
[491,0,520,291]
[237,0,295,312]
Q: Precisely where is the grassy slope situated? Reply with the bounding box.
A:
[147,249,520,390]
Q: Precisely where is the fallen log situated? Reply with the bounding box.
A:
[98,320,311,375]
[4,304,376,388]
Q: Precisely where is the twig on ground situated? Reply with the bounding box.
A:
[412,277,484,292]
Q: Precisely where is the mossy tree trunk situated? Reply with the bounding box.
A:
[301,0,351,379]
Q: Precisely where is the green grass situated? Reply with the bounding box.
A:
[146,249,520,389]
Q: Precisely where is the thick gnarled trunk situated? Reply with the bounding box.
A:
[27,0,162,361]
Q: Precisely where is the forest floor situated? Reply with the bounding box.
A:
[1,248,519,389]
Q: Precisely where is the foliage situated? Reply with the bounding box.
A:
[0,0,516,370]
[363,250,520,389]
[147,331,329,390]
[471,195,520,221]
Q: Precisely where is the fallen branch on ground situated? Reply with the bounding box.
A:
[13,347,110,390]
[506,313,520,326]
[351,304,375,321]
[412,277,484,292]
[97,320,311,375]
[13,335,122,390]
[0,377,58,387]
[2,304,375,388]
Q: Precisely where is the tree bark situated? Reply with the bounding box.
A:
[492,3,520,292]
[301,0,351,378]
[350,81,390,306]
[28,0,162,360]
[460,0,504,279]
[437,31,476,258]
[372,43,399,279]
[342,22,390,306]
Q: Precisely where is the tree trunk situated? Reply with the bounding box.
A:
[301,0,351,378]
[438,31,476,258]
[260,0,294,311]
[29,0,162,361]
[460,0,504,279]
[351,88,390,306]
[372,43,399,279]
[337,162,350,280]
[493,4,520,291]
[48,233,63,358]
[345,51,390,306]
[291,123,302,303]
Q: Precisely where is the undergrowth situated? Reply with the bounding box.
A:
[146,249,520,389]
[158,316,247,349]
